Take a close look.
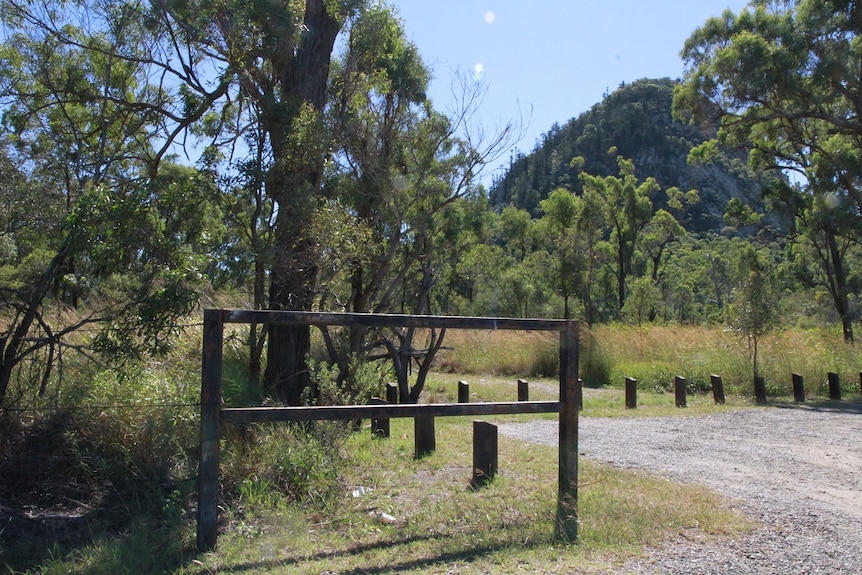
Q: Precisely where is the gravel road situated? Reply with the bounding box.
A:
[498,404,862,574]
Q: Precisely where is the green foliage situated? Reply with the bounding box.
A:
[675,0,862,341]
[729,246,776,377]
[308,355,391,406]
[67,365,198,487]
[221,422,350,512]
[491,78,765,232]
[579,328,612,386]
[622,276,662,325]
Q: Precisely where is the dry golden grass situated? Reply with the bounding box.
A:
[434,323,860,399]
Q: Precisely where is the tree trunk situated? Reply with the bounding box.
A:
[824,226,854,343]
[264,204,320,405]
[261,0,344,404]
[0,243,68,404]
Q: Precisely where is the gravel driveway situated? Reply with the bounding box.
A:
[498,404,862,574]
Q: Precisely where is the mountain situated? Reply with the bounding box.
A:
[489,78,771,233]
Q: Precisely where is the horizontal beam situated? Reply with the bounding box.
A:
[220,401,560,424]
[216,309,567,332]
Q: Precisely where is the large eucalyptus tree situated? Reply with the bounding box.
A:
[0,0,509,406]
[674,0,862,341]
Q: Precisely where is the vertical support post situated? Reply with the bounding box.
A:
[471,421,498,488]
[828,372,841,401]
[792,373,805,403]
[372,383,397,437]
[517,378,529,402]
[625,377,637,409]
[414,416,436,459]
[710,374,725,405]
[458,380,470,403]
[754,375,767,405]
[674,375,687,408]
[197,309,224,552]
[859,372,862,396]
[555,321,579,542]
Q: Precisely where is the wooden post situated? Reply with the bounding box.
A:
[555,321,579,542]
[625,377,637,409]
[859,372,862,396]
[710,374,725,405]
[458,380,470,403]
[471,421,498,488]
[792,373,805,404]
[414,415,436,458]
[754,375,767,405]
[828,372,841,401]
[517,378,529,402]
[197,310,223,552]
[674,375,687,408]
[371,383,397,437]
[370,398,390,437]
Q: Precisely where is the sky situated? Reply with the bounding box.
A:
[392,1,752,186]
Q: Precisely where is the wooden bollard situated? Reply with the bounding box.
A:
[754,375,767,405]
[471,421,498,488]
[371,384,398,437]
[792,373,805,403]
[370,398,390,437]
[414,416,436,459]
[625,377,637,409]
[828,372,841,401]
[517,378,529,402]
[458,380,470,403]
[674,375,687,408]
[710,374,725,405]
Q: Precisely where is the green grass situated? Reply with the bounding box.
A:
[592,324,862,398]
[10,322,860,573]
[182,416,752,574]
[8,379,759,574]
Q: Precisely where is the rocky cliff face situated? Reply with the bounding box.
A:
[489,78,772,233]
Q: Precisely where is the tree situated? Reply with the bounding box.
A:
[539,188,581,320]
[0,0,225,405]
[730,246,775,379]
[775,183,860,342]
[201,107,277,389]
[0,156,217,405]
[674,0,862,341]
[317,11,516,403]
[500,206,535,262]
[581,154,658,314]
[0,0,437,405]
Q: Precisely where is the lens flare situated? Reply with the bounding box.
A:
[473,62,485,80]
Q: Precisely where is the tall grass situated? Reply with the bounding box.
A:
[594,324,860,397]
[433,329,558,378]
[434,324,861,399]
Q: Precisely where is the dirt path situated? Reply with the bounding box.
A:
[498,404,862,574]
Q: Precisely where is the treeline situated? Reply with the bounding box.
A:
[2,1,862,410]
[489,78,770,233]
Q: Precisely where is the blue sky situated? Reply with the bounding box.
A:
[392,1,752,186]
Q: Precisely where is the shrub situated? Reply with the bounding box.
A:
[580,328,611,386]
[220,422,349,514]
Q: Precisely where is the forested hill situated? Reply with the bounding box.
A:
[489,78,768,233]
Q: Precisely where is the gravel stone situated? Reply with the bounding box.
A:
[498,404,862,574]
